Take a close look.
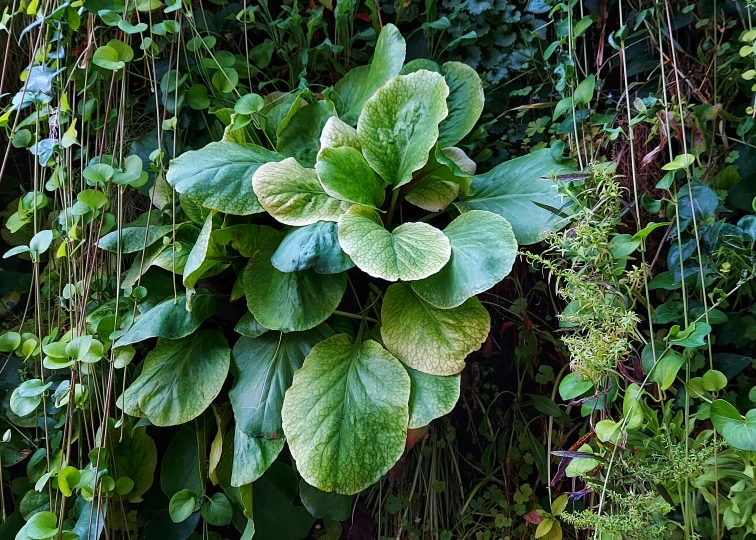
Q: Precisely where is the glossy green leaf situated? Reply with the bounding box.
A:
[315,146,385,208]
[357,70,449,187]
[437,62,484,148]
[710,400,756,451]
[381,283,490,375]
[114,292,216,348]
[277,99,336,167]
[412,210,517,308]
[334,23,406,124]
[337,206,450,281]
[271,221,354,274]
[282,334,410,494]
[166,141,281,215]
[455,149,574,245]
[117,330,231,426]
[201,493,233,526]
[253,157,352,226]
[406,366,460,429]
[244,248,346,332]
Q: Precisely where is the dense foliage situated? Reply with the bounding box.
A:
[4,0,756,539]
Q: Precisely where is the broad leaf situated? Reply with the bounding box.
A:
[412,210,517,308]
[232,430,286,487]
[315,146,386,208]
[282,334,410,494]
[455,149,574,245]
[406,366,460,429]
[244,249,346,332]
[98,224,175,253]
[437,62,484,148]
[161,428,203,498]
[337,206,450,281]
[299,479,354,521]
[405,146,475,212]
[252,463,316,540]
[213,224,283,257]
[334,23,406,124]
[711,400,756,451]
[276,99,336,167]
[271,222,354,275]
[114,292,216,348]
[253,157,352,226]
[357,70,449,187]
[381,283,490,375]
[183,213,228,289]
[166,141,281,215]
[117,330,231,426]
[319,116,360,150]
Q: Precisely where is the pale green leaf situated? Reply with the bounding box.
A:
[319,116,360,151]
[315,146,386,208]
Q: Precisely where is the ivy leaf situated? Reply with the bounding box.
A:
[357,70,449,187]
[315,146,386,208]
[244,248,346,332]
[455,149,574,245]
[381,283,490,375]
[114,292,216,348]
[253,157,352,226]
[281,334,410,494]
[117,330,231,426]
[412,210,517,308]
[166,141,282,215]
[271,222,354,275]
[337,206,450,281]
[334,23,406,124]
[201,493,233,526]
[437,62,484,148]
[406,366,460,429]
[276,100,336,167]
[710,400,756,451]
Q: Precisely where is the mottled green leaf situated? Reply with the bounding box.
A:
[381,283,490,375]
[455,149,574,245]
[333,23,405,124]
[117,330,231,426]
[406,366,460,429]
[316,146,386,208]
[166,141,281,215]
[319,116,360,151]
[412,210,517,308]
[282,334,410,494]
[337,206,450,281]
[253,157,352,226]
[358,70,449,187]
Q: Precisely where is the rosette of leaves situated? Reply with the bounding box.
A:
[106,23,569,497]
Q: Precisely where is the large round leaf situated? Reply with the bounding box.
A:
[315,146,386,208]
[710,399,756,451]
[454,149,574,245]
[406,366,460,429]
[230,327,332,439]
[381,283,490,375]
[271,222,354,275]
[252,157,352,226]
[337,206,450,281]
[437,62,484,148]
[281,334,410,494]
[244,250,346,332]
[166,141,281,215]
[117,330,231,426]
[357,70,449,187]
[412,210,517,308]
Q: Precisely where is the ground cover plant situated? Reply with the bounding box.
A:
[3,0,756,539]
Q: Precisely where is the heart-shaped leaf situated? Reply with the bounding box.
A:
[282,334,410,494]
[253,157,352,226]
[412,210,517,308]
[381,283,490,375]
[337,206,450,281]
[166,141,281,215]
[357,70,449,187]
[711,399,756,451]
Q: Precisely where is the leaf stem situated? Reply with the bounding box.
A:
[385,188,401,229]
[332,310,379,324]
